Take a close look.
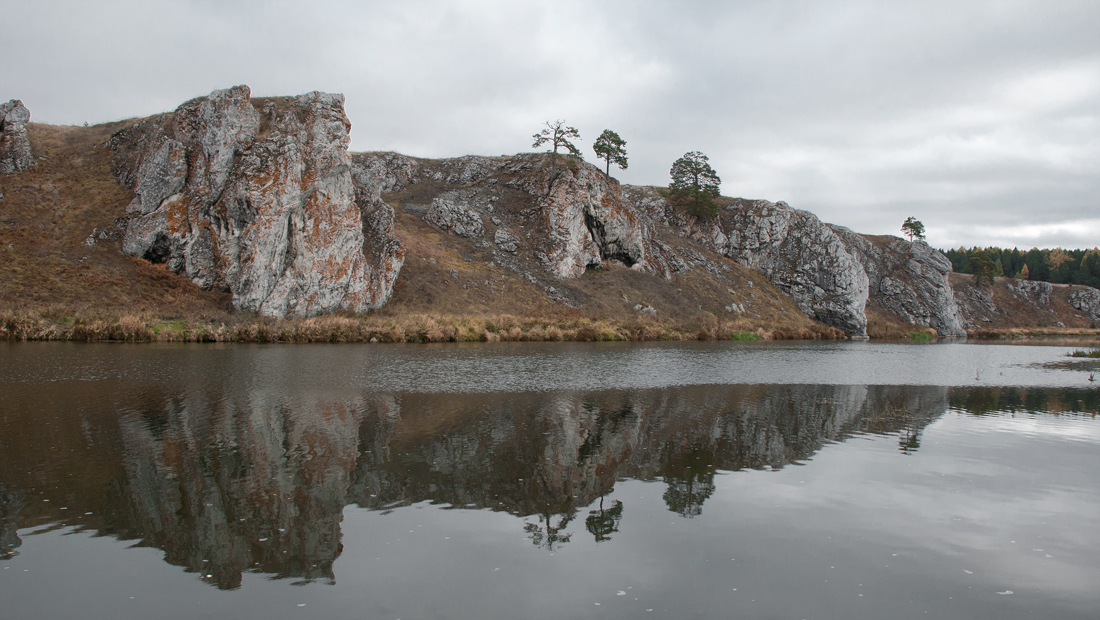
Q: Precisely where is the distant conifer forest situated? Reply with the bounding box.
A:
[943,246,1100,288]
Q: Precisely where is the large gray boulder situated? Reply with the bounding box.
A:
[110,86,405,318]
[0,100,35,174]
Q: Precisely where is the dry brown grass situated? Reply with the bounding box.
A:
[0,305,844,344]
[865,302,940,340]
[966,327,1100,342]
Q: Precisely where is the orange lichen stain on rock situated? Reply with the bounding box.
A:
[160,194,190,236]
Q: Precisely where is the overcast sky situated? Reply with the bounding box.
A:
[3,0,1097,249]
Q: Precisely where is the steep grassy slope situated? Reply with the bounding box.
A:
[0,122,233,315]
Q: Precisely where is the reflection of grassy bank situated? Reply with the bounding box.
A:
[968,327,1100,341]
[948,386,1100,416]
[1,305,846,343]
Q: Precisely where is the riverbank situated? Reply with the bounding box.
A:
[965,326,1100,343]
[0,305,846,343]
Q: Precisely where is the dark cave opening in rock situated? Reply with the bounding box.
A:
[144,232,173,264]
[584,210,636,269]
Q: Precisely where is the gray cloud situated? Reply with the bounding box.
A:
[2,0,1097,249]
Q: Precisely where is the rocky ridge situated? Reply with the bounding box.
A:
[353,152,966,336]
[108,86,404,317]
[12,89,1092,337]
[0,100,36,174]
[352,151,684,280]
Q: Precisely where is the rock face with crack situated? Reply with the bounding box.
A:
[717,201,871,336]
[0,100,36,174]
[829,228,964,337]
[110,86,404,317]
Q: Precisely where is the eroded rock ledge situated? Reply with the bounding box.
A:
[109,86,404,317]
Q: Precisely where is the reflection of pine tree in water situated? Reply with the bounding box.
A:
[524,507,575,551]
[585,496,623,542]
[660,448,717,518]
[899,425,921,454]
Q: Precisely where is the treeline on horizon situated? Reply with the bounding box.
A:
[943,246,1100,288]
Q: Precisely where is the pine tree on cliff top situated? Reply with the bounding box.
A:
[901,217,926,242]
[669,151,721,219]
[532,120,582,192]
[592,129,628,178]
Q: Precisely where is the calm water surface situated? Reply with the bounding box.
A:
[1,341,1098,619]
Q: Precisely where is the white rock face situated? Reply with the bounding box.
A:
[830,228,965,337]
[111,86,404,317]
[718,200,870,336]
[618,190,964,337]
[0,100,35,174]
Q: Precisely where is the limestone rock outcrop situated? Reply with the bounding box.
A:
[110,86,404,317]
[616,190,965,337]
[829,229,965,336]
[352,152,683,279]
[1068,287,1100,322]
[0,100,35,174]
[716,200,871,335]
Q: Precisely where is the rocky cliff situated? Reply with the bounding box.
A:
[4,89,1018,337]
[0,100,36,174]
[348,151,969,337]
[830,228,965,337]
[616,189,965,337]
[108,86,404,317]
[351,152,683,279]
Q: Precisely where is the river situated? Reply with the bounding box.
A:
[1,341,1098,619]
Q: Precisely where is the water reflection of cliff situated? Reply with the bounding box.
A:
[14,383,1082,588]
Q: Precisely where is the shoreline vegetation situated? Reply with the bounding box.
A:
[4,306,1097,344]
[0,306,846,344]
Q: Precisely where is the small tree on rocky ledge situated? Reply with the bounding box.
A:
[669,151,721,219]
[533,120,582,192]
[592,129,628,178]
[901,217,926,242]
